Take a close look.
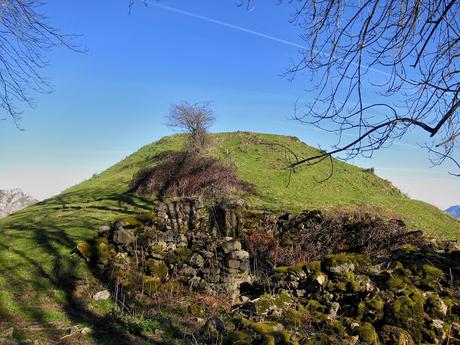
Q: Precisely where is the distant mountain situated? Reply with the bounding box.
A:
[0,188,37,218]
[446,205,460,219]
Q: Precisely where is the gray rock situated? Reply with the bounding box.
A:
[228,249,249,261]
[190,253,205,268]
[113,228,135,246]
[226,259,241,269]
[329,262,355,274]
[201,317,226,339]
[221,239,242,254]
[179,265,197,277]
[93,289,111,301]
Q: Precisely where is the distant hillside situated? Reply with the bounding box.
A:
[0,132,458,343]
[0,188,37,218]
[446,205,460,219]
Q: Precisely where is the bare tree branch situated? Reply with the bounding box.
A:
[0,0,81,127]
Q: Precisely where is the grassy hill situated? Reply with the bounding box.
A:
[0,132,458,343]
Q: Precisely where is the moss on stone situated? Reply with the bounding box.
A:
[388,289,425,342]
[282,307,306,329]
[306,299,325,313]
[224,330,254,345]
[116,216,144,226]
[165,247,193,265]
[424,293,448,318]
[76,241,92,261]
[357,322,377,344]
[419,263,444,289]
[255,291,293,314]
[380,325,415,345]
[241,318,284,334]
[146,260,168,281]
[304,260,322,273]
[323,253,368,271]
[386,261,413,291]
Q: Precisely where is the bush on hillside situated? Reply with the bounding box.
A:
[130,151,255,198]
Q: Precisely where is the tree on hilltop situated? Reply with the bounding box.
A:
[166,101,215,151]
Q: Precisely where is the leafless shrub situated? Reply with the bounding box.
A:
[243,209,424,268]
[130,151,255,198]
[166,101,215,152]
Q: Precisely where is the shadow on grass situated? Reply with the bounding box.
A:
[0,192,160,344]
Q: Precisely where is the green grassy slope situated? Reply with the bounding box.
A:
[0,132,458,342]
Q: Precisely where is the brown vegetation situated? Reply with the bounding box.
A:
[130,151,255,198]
[243,210,424,268]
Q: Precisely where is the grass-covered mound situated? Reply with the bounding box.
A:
[0,132,459,343]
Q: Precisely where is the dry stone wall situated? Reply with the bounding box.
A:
[96,199,250,299]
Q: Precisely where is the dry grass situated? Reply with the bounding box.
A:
[130,151,255,199]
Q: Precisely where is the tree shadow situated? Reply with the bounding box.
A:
[0,192,161,344]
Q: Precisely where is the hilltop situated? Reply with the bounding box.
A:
[0,132,458,343]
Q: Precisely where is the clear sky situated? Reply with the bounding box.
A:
[0,0,459,209]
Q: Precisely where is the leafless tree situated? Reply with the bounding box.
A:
[0,0,79,127]
[166,101,215,150]
[242,0,460,175]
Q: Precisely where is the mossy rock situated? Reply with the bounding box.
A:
[386,262,413,291]
[241,319,284,334]
[358,294,385,322]
[306,299,325,313]
[146,260,169,281]
[304,260,322,273]
[240,319,297,345]
[116,216,144,226]
[275,263,306,276]
[281,307,307,329]
[165,248,193,265]
[380,325,415,345]
[224,330,255,344]
[418,263,444,290]
[424,293,449,318]
[357,322,378,344]
[387,289,424,342]
[323,254,368,274]
[255,291,293,315]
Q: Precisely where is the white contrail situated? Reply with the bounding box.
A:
[142,1,392,77]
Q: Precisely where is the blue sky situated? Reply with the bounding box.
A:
[0,0,459,209]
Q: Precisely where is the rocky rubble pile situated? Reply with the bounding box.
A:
[218,246,460,344]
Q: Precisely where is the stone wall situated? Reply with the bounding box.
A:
[96,199,250,299]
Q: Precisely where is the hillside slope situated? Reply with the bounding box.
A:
[0,132,458,343]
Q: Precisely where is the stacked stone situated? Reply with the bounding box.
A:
[99,199,250,299]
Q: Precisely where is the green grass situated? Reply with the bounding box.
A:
[0,131,458,343]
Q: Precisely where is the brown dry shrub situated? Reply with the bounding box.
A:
[243,209,424,268]
[130,151,255,198]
